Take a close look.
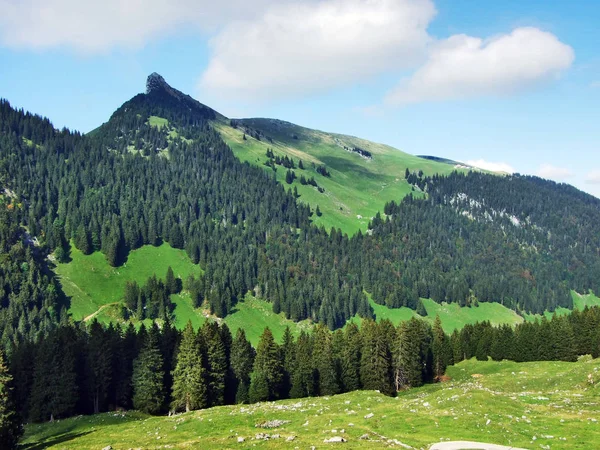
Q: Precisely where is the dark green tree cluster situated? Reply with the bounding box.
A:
[0,196,65,348]
[123,267,181,320]
[450,306,600,363]
[9,316,452,422]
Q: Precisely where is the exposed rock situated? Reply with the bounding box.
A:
[360,434,370,440]
[324,436,347,443]
[237,437,245,443]
[102,447,112,450]
[255,419,290,429]
[286,435,296,442]
[364,413,374,419]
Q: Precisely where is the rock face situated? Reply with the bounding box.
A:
[146,72,168,94]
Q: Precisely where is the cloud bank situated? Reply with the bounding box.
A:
[386,28,574,105]
[199,0,436,100]
[0,0,574,106]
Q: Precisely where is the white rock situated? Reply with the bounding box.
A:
[237,437,245,443]
[364,413,374,419]
[324,436,347,443]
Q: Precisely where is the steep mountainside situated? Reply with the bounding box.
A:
[1,73,599,344]
[214,117,463,234]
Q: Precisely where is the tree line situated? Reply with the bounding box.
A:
[2,305,598,438]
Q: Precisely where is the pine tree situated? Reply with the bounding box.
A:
[290,331,315,398]
[432,316,451,380]
[251,328,283,401]
[86,320,111,414]
[74,224,91,255]
[0,350,23,449]
[312,324,340,396]
[393,321,422,390]
[171,322,207,412]
[201,322,227,406]
[341,322,361,392]
[360,320,394,396]
[132,331,165,414]
[165,266,180,295]
[231,329,255,404]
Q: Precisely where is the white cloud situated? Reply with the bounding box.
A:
[586,169,600,184]
[386,27,574,106]
[536,164,573,181]
[199,0,436,100]
[0,0,276,53]
[465,159,515,174]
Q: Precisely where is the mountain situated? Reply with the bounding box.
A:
[1,72,600,346]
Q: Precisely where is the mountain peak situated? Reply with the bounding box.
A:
[146,72,171,95]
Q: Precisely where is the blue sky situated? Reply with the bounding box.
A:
[1,0,599,197]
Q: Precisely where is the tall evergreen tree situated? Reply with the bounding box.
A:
[171,322,207,412]
[250,328,283,402]
[201,322,227,406]
[341,322,361,392]
[432,316,451,380]
[132,329,165,414]
[0,350,23,450]
[86,320,111,414]
[312,324,340,396]
[290,331,315,399]
[231,329,255,404]
[360,320,393,396]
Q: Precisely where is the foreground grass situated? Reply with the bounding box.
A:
[23,358,600,449]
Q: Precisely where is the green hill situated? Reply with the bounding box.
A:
[22,357,600,449]
[214,118,464,234]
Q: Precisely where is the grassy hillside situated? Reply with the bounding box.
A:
[214,118,465,235]
[23,357,600,449]
[56,245,537,343]
[350,297,524,334]
[56,243,200,321]
[55,244,310,345]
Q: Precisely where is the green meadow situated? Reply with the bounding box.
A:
[23,357,600,449]
[214,119,463,235]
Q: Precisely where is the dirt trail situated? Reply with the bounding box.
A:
[83,303,119,322]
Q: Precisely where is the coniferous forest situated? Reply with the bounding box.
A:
[1,74,600,444]
[6,304,600,424]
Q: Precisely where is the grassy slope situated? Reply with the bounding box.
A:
[214,119,461,235]
[58,243,597,342]
[56,244,309,345]
[350,297,524,334]
[23,358,600,449]
[56,243,201,321]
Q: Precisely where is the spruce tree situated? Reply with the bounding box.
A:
[132,330,165,414]
[201,322,227,406]
[86,320,111,414]
[171,322,207,412]
[251,328,283,401]
[432,316,451,380]
[360,320,394,395]
[393,321,421,390]
[231,329,255,404]
[0,351,23,449]
[341,322,361,392]
[289,331,315,398]
[312,325,340,396]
